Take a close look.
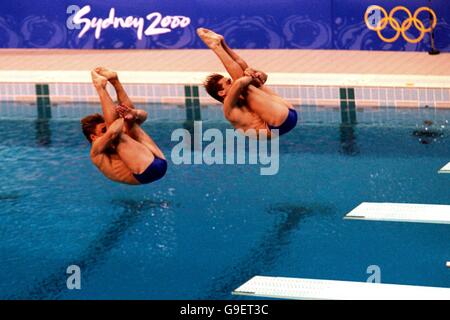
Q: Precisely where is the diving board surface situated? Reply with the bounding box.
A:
[232,276,450,300]
[438,162,450,174]
[344,202,450,224]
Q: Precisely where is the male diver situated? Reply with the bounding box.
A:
[81,68,167,185]
[198,28,297,137]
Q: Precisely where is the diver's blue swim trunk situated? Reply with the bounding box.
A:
[133,156,167,184]
[268,108,298,136]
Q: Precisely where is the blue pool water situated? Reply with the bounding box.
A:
[1,105,450,299]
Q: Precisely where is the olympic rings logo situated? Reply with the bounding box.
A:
[364,5,437,43]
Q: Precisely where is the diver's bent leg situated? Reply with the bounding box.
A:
[246,86,290,127]
[212,45,245,81]
[221,39,249,72]
[115,134,155,174]
[95,67,135,109]
[110,78,135,109]
[258,85,294,109]
[126,124,166,160]
[198,29,244,80]
[92,72,120,127]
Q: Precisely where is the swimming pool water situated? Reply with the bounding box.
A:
[1,106,450,299]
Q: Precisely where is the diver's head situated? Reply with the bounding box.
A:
[81,113,106,143]
[204,73,232,103]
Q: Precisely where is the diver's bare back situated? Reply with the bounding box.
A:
[91,152,139,185]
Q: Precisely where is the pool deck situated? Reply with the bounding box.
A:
[0,49,450,88]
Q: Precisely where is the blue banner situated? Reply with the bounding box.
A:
[0,0,448,51]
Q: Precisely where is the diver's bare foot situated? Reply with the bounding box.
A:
[91,70,107,89]
[197,28,223,49]
[95,66,118,82]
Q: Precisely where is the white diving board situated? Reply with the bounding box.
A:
[344,202,450,225]
[438,162,450,174]
[232,276,450,300]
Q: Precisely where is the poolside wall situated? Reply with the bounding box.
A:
[1,82,449,109]
[0,0,449,51]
